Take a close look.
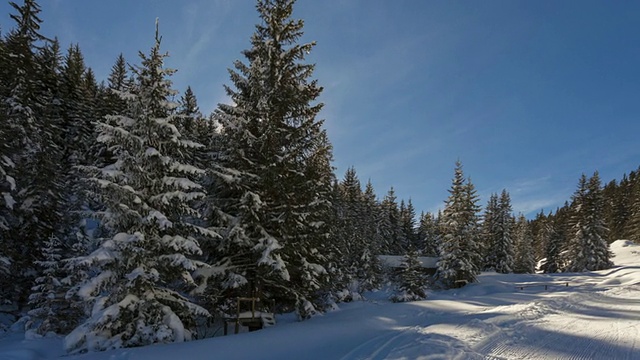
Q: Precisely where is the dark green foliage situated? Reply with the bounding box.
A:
[436,161,482,288]
[399,199,418,251]
[542,218,565,273]
[65,27,211,352]
[379,187,401,254]
[331,167,382,300]
[483,190,515,273]
[391,249,427,302]
[27,235,81,335]
[513,214,535,274]
[417,211,439,256]
[209,0,335,318]
[565,172,612,272]
[554,167,640,245]
[624,174,640,243]
[0,0,65,306]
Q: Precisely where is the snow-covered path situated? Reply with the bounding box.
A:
[1,240,639,360]
[331,281,640,359]
[476,287,640,359]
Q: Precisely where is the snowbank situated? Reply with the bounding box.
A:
[0,240,638,359]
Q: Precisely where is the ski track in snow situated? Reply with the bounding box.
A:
[1,240,640,360]
[475,284,640,359]
[337,261,640,359]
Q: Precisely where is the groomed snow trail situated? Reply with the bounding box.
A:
[1,240,639,360]
[334,241,640,360]
[475,286,640,359]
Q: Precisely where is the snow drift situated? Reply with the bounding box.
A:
[0,240,639,359]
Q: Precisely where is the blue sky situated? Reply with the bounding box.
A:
[2,0,639,217]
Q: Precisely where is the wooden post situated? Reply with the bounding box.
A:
[235,300,240,334]
[251,297,256,320]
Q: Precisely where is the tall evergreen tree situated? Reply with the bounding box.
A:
[492,190,515,273]
[1,0,61,306]
[347,171,382,295]
[483,191,516,273]
[399,199,417,251]
[27,235,81,335]
[610,174,634,240]
[566,172,612,271]
[436,161,482,288]
[65,25,211,352]
[331,167,363,297]
[211,0,335,318]
[379,187,401,254]
[531,210,548,260]
[176,86,202,144]
[482,193,499,270]
[390,248,427,303]
[513,214,535,274]
[102,53,129,118]
[543,217,565,273]
[93,53,130,169]
[417,211,439,256]
[624,175,640,243]
[359,179,383,291]
[55,44,97,247]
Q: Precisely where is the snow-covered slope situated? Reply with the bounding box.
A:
[1,240,639,360]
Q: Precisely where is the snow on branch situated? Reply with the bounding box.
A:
[162,176,202,190]
[160,235,202,254]
[146,210,173,229]
[150,190,205,205]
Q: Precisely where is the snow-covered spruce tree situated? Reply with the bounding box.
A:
[360,180,384,289]
[64,26,211,352]
[487,190,515,273]
[602,172,633,241]
[60,44,94,167]
[379,187,401,255]
[27,235,81,335]
[332,167,382,299]
[176,86,201,137]
[513,214,535,274]
[418,211,439,256]
[175,86,211,181]
[55,44,100,254]
[0,23,16,306]
[543,218,565,273]
[530,211,545,262]
[1,0,69,307]
[333,168,364,299]
[436,161,482,288]
[625,178,640,243]
[391,249,427,302]
[482,193,499,270]
[400,199,418,252]
[566,172,612,272]
[208,0,335,319]
[327,170,356,301]
[92,54,131,172]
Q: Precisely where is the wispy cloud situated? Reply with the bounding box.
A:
[512,197,563,216]
[504,177,571,216]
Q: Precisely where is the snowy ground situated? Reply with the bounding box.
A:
[1,240,639,360]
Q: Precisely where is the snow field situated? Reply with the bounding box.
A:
[0,240,639,359]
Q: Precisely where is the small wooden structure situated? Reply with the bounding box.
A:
[515,282,569,291]
[454,279,468,288]
[224,297,276,335]
[377,255,439,275]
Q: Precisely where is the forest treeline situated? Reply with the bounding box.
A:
[0,0,638,353]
